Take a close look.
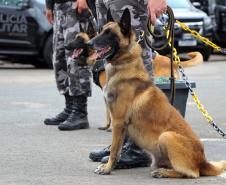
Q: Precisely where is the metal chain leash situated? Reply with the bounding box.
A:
[176,20,226,55]
[166,28,226,139]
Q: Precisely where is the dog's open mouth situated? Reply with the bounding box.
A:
[96,46,112,59]
[70,48,84,59]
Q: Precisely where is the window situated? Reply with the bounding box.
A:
[167,0,191,9]
[0,0,23,6]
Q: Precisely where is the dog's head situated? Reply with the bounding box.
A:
[88,8,136,61]
[66,20,96,65]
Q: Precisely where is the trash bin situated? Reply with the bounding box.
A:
[155,79,196,117]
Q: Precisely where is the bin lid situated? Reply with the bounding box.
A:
[155,79,196,89]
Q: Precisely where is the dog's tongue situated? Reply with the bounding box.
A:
[89,50,103,60]
[95,47,111,59]
[71,48,83,59]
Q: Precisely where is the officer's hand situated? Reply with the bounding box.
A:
[76,0,89,14]
[147,0,167,24]
[45,8,54,25]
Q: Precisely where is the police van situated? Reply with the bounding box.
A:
[191,0,226,47]
[0,0,53,67]
[168,0,213,61]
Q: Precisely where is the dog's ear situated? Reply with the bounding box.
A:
[79,23,85,33]
[107,9,114,22]
[87,22,96,39]
[119,8,131,36]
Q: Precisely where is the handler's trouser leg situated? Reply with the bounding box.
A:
[45,2,92,130]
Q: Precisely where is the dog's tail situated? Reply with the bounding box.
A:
[200,160,226,176]
[180,52,203,68]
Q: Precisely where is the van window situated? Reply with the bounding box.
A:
[167,0,191,9]
[0,0,22,6]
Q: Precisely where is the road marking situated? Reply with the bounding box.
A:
[11,102,50,108]
[187,102,196,106]
[201,138,225,142]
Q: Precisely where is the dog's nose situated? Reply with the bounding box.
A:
[65,43,72,50]
[87,40,94,49]
[65,40,76,50]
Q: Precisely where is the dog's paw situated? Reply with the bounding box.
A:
[98,126,108,130]
[151,168,168,178]
[94,164,111,175]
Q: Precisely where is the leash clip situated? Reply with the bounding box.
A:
[221,48,226,55]
[137,30,144,43]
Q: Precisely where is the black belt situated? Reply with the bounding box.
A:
[54,0,75,4]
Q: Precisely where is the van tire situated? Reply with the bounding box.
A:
[43,35,53,69]
[199,46,212,61]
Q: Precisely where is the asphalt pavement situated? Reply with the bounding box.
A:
[0,55,226,185]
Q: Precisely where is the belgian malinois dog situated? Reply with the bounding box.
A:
[87,8,226,178]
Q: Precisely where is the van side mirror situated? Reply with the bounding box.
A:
[17,0,30,10]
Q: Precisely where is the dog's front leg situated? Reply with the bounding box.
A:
[95,120,126,175]
[98,100,111,131]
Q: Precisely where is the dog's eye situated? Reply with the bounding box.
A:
[76,36,85,43]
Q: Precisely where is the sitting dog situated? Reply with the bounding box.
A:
[86,8,226,178]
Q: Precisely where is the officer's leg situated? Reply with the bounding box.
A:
[58,1,91,131]
[89,0,151,169]
[44,3,73,126]
[107,0,153,78]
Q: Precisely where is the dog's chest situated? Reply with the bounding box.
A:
[103,85,117,104]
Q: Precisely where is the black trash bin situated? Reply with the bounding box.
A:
[155,79,196,117]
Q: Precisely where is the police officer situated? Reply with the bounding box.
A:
[89,0,167,168]
[44,0,92,131]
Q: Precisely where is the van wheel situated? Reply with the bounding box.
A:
[43,35,53,68]
[199,46,212,61]
[32,59,48,68]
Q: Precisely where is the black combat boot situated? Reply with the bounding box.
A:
[89,145,111,162]
[89,138,127,162]
[89,139,151,169]
[58,95,89,131]
[44,93,73,125]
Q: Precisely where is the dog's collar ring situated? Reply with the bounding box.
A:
[137,30,144,44]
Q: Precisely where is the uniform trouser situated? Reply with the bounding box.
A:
[95,0,153,76]
[53,1,92,97]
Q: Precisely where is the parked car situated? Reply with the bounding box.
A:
[190,0,226,47]
[167,0,213,61]
[0,0,53,67]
